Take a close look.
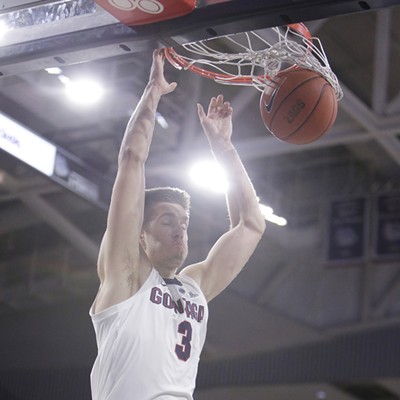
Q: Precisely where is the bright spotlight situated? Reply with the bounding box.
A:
[45,67,63,75]
[65,79,104,105]
[265,214,287,226]
[259,203,273,216]
[156,112,169,129]
[259,202,287,226]
[189,160,228,193]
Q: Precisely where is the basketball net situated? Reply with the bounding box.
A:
[164,23,343,100]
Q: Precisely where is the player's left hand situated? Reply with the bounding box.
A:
[197,94,233,148]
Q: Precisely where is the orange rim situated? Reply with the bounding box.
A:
[164,23,312,83]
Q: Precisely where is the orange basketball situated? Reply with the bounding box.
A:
[259,68,338,145]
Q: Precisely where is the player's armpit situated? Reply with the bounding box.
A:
[180,221,263,302]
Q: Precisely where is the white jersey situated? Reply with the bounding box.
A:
[90,268,208,400]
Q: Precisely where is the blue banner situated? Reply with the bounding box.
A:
[374,194,400,259]
[326,197,367,263]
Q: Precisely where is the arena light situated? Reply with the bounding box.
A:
[57,74,70,85]
[189,160,228,193]
[259,202,287,226]
[65,79,104,105]
[156,112,169,129]
[45,67,63,75]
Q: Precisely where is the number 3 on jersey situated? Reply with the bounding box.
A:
[175,321,192,361]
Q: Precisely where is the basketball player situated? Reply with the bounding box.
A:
[89,49,266,400]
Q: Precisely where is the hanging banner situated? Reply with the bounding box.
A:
[326,197,367,264]
[374,194,400,259]
[0,111,56,176]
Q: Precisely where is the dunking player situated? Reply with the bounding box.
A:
[89,49,266,400]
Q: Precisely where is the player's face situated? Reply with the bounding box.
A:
[141,202,189,272]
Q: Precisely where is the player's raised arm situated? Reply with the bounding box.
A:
[181,94,266,302]
[93,50,177,313]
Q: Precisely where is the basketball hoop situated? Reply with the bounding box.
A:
[164,23,343,100]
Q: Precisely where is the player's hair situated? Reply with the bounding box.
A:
[143,187,191,224]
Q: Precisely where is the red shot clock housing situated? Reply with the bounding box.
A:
[94,0,196,26]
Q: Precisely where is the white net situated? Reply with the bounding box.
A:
[168,25,343,100]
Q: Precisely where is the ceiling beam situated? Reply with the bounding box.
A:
[371,268,400,316]
[339,83,400,167]
[387,91,400,114]
[0,170,99,263]
[372,9,391,115]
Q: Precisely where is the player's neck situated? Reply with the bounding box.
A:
[154,264,178,279]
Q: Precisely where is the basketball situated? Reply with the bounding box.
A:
[259,68,338,144]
